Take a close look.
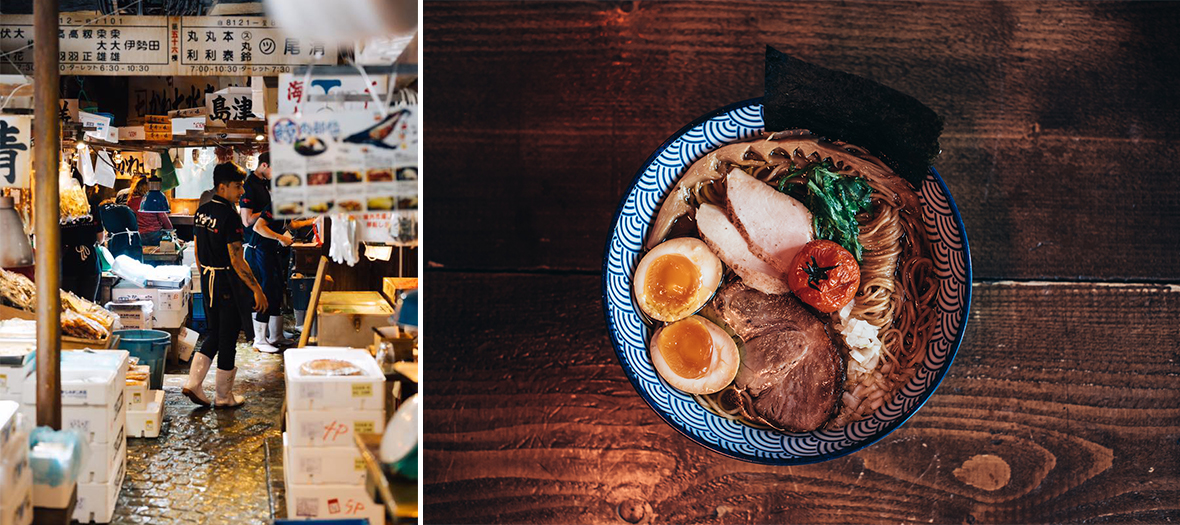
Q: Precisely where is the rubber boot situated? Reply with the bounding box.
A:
[213,368,246,408]
[267,316,296,347]
[182,353,213,406]
[252,320,279,353]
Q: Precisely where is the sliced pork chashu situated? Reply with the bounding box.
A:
[724,169,813,275]
[712,280,843,432]
[696,203,791,295]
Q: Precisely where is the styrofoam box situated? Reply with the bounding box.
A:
[0,429,29,507]
[283,447,382,524]
[27,400,125,445]
[286,408,385,448]
[282,433,366,486]
[0,359,34,397]
[105,301,154,330]
[21,351,129,407]
[153,307,188,329]
[285,348,385,411]
[0,401,21,452]
[74,458,124,524]
[176,328,199,363]
[0,468,32,525]
[79,425,125,484]
[126,380,147,411]
[112,280,190,310]
[127,390,164,438]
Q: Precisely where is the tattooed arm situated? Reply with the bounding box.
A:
[229,241,267,313]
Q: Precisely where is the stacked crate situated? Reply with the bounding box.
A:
[20,351,128,524]
[0,401,32,525]
[283,348,386,524]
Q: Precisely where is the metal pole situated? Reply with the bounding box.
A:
[33,0,62,430]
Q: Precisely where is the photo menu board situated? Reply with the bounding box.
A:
[267,107,418,244]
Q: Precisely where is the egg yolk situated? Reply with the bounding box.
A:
[658,318,714,379]
[645,253,700,315]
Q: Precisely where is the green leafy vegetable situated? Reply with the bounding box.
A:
[776,161,873,261]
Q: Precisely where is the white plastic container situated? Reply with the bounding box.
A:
[283,444,382,524]
[285,348,385,411]
[126,390,165,438]
[282,433,366,485]
[78,425,125,484]
[73,459,124,524]
[285,408,384,448]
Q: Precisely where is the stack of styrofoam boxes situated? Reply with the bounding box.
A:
[0,401,32,525]
[22,350,128,524]
[284,348,386,524]
[0,343,35,407]
[125,365,163,438]
[112,277,191,330]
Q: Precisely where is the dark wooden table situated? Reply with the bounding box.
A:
[423,2,1180,523]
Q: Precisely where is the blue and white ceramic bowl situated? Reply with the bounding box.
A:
[603,98,971,464]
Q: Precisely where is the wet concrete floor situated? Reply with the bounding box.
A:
[111,339,289,525]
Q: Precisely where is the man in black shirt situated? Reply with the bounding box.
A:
[182,163,268,408]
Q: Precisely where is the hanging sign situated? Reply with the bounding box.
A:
[0,14,338,76]
[0,116,31,189]
[277,73,389,115]
[176,17,337,76]
[267,106,417,220]
[0,14,172,75]
[205,87,262,124]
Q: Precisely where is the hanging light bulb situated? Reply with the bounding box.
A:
[0,196,34,267]
[139,175,171,213]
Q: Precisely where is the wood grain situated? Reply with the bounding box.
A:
[423,1,1180,279]
[423,273,1180,523]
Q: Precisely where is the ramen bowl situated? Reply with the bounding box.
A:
[602,98,971,464]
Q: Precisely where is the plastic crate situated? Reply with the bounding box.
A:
[191,293,206,320]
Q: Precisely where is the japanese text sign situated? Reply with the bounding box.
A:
[0,116,32,188]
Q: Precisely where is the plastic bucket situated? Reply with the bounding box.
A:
[290,277,315,311]
[113,329,170,390]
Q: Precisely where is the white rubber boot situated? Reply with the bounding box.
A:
[252,320,279,353]
[182,353,213,406]
[213,368,246,408]
[267,316,296,347]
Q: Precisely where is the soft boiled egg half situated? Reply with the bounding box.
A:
[650,315,740,395]
[633,237,723,322]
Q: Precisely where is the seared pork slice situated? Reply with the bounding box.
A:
[724,169,814,275]
[696,204,791,295]
[712,280,843,432]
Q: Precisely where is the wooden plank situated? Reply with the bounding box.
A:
[423,1,1180,279]
[423,273,1180,523]
[297,256,329,348]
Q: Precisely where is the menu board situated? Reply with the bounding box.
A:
[267,107,417,245]
[0,14,337,76]
[0,116,31,188]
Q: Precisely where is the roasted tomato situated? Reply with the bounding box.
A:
[787,239,860,313]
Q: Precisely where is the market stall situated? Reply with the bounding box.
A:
[0,1,419,522]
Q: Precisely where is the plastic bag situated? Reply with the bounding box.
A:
[28,426,90,487]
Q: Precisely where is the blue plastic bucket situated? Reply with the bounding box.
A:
[113,329,170,390]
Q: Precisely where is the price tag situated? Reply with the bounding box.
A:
[354,457,365,471]
[354,420,375,434]
[351,382,373,398]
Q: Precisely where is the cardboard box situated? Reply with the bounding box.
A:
[176,328,199,362]
[316,292,394,348]
[282,433,366,486]
[105,301,154,330]
[73,458,124,524]
[111,280,191,329]
[0,468,31,525]
[79,425,124,484]
[126,390,164,438]
[171,117,205,135]
[286,408,384,448]
[285,348,385,411]
[283,452,381,524]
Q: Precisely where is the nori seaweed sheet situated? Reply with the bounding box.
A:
[763,46,943,186]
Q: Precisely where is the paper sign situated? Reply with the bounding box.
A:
[278,73,388,115]
[206,88,261,124]
[79,111,114,141]
[176,16,337,76]
[0,116,32,188]
[78,146,97,186]
[95,150,117,188]
[267,107,417,222]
